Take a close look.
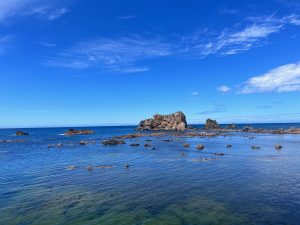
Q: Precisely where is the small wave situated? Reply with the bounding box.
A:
[58,133,66,136]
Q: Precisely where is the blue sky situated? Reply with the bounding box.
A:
[1,0,300,128]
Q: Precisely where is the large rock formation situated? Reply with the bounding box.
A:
[205,119,220,130]
[137,111,188,131]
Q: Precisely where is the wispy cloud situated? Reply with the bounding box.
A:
[191,91,199,96]
[197,104,228,115]
[217,85,231,93]
[0,35,11,54]
[190,14,300,56]
[240,62,300,93]
[0,0,68,23]
[218,7,239,15]
[46,35,173,73]
[117,14,139,20]
[26,5,68,21]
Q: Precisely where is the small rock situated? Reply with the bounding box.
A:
[196,144,205,150]
[226,144,232,148]
[86,166,94,171]
[95,165,113,169]
[275,144,282,150]
[79,141,86,145]
[162,139,172,142]
[152,147,156,150]
[145,140,152,142]
[183,143,190,148]
[144,143,151,147]
[129,143,140,147]
[125,164,130,168]
[180,152,186,157]
[252,146,261,150]
[16,131,29,136]
[214,153,225,156]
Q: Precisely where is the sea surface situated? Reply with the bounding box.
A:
[0,124,299,225]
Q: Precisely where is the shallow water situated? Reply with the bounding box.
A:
[0,126,299,225]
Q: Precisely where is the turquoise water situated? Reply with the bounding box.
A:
[0,125,299,225]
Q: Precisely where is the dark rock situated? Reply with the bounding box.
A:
[144,143,151,147]
[86,166,94,171]
[183,143,190,148]
[214,153,225,156]
[137,111,188,131]
[226,123,237,129]
[125,164,129,168]
[64,129,95,136]
[16,131,29,136]
[205,119,220,130]
[242,126,254,132]
[226,144,232,148]
[102,139,126,145]
[275,144,282,150]
[129,143,140,147]
[162,139,172,142]
[79,141,87,145]
[196,144,205,150]
[252,146,261,150]
[152,147,156,150]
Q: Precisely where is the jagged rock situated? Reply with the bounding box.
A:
[16,131,29,136]
[196,144,205,150]
[137,111,188,131]
[205,119,220,130]
[227,123,237,129]
[64,129,95,136]
[102,139,126,145]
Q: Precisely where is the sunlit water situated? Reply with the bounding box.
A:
[0,125,299,225]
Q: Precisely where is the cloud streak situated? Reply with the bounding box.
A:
[46,35,173,72]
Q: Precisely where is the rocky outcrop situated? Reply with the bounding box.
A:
[205,119,220,130]
[102,139,126,145]
[64,129,95,136]
[137,111,188,131]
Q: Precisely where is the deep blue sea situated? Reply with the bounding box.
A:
[0,124,299,225]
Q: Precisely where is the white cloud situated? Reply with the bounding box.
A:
[217,85,231,93]
[192,91,199,96]
[241,62,300,93]
[47,36,173,73]
[117,14,139,20]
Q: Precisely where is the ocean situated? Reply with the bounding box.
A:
[0,124,299,225]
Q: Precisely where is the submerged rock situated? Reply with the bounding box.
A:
[214,153,225,156]
[144,143,151,147]
[16,131,29,136]
[137,111,188,131]
[252,146,261,150]
[275,144,282,150]
[129,143,140,147]
[102,139,126,145]
[205,119,220,130]
[196,144,205,150]
[183,143,190,148]
[64,129,95,136]
[226,144,232,148]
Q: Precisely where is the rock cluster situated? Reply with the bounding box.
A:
[64,129,95,136]
[205,119,220,130]
[137,111,188,131]
[102,139,126,145]
[227,123,237,129]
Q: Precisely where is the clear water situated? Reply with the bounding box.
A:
[0,125,299,225]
